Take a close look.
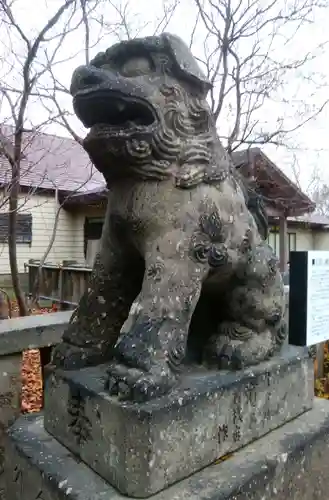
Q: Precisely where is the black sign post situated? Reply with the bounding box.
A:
[289,250,329,347]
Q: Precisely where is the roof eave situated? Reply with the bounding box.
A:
[60,188,108,208]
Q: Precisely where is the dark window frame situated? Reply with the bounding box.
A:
[84,217,104,240]
[84,216,105,257]
[288,232,297,254]
[0,213,32,244]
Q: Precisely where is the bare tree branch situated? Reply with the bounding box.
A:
[192,0,329,153]
[0,0,81,315]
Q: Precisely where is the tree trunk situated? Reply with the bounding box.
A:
[31,191,62,306]
[8,184,29,317]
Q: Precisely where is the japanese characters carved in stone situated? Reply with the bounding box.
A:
[51,33,287,402]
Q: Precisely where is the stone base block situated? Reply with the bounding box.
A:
[43,346,313,497]
[5,399,329,500]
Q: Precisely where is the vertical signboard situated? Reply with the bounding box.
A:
[289,250,329,346]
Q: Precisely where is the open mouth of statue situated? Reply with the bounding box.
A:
[73,90,158,132]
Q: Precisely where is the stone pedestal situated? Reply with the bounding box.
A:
[42,346,313,497]
[5,398,329,500]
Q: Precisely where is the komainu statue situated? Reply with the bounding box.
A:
[51,33,287,401]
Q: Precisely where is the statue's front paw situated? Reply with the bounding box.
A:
[105,313,183,401]
[114,314,167,371]
[105,362,176,402]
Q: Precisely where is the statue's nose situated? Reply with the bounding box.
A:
[70,65,112,95]
[70,64,152,103]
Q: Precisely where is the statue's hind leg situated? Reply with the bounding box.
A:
[203,243,287,370]
[203,325,279,369]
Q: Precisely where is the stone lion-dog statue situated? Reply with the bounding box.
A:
[51,33,287,402]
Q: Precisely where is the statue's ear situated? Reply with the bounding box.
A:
[161,33,212,97]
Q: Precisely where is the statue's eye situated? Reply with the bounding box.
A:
[120,57,153,77]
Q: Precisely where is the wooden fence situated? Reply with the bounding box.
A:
[25,260,92,309]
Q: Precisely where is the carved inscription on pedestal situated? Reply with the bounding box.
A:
[12,465,23,499]
[67,387,92,446]
[232,391,243,443]
[218,424,229,444]
[216,365,298,451]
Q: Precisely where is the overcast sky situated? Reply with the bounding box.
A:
[1,0,329,193]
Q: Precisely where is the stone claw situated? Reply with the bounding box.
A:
[130,375,172,403]
[105,362,177,402]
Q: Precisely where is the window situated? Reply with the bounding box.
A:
[84,217,105,259]
[84,217,104,241]
[0,213,32,243]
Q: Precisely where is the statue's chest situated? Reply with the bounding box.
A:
[109,181,188,229]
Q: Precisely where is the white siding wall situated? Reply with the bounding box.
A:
[267,225,318,262]
[0,192,85,274]
[295,227,313,251]
[313,231,329,251]
[267,225,329,263]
